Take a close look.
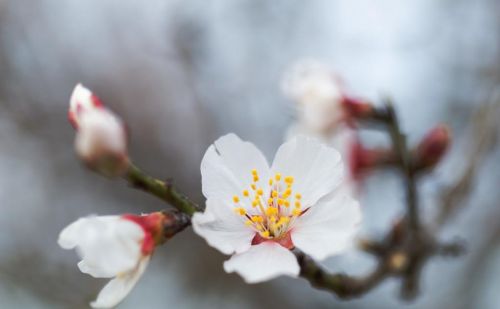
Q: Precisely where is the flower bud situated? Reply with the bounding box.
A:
[349,139,396,180]
[69,84,129,177]
[414,125,451,172]
[342,96,376,120]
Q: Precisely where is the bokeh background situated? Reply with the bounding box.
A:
[0,0,499,308]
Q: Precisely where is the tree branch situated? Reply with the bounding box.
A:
[125,163,202,216]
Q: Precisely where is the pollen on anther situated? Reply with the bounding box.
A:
[251,184,257,190]
[251,169,258,176]
[243,190,249,197]
[233,195,240,203]
[269,178,273,186]
[292,208,302,216]
[251,215,263,223]
[234,207,246,215]
[295,193,302,200]
[245,220,253,226]
[295,201,301,208]
[256,188,264,196]
[253,175,259,182]
[271,190,278,198]
[252,200,259,207]
[261,231,270,238]
[284,176,294,184]
[275,173,282,181]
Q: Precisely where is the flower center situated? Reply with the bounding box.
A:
[232,169,306,240]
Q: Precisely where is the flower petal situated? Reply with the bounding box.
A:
[271,135,343,207]
[90,257,150,308]
[201,133,270,203]
[58,217,87,250]
[292,188,361,261]
[59,216,144,277]
[223,242,299,283]
[192,198,254,255]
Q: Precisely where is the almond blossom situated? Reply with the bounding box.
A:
[69,84,128,176]
[58,213,165,308]
[192,134,361,283]
[282,59,346,138]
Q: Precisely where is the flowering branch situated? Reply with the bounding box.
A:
[296,100,463,300]
[61,82,467,307]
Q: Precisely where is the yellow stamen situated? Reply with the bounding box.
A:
[284,176,294,184]
[243,190,249,197]
[251,169,258,176]
[295,193,302,200]
[272,190,278,198]
[293,208,302,216]
[253,175,259,182]
[275,173,282,181]
[233,195,240,203]
[265,207,278,216]
[245,220,253,226]
[284,200,290,207]
[251,184,256,190]
[269,178,273,186]
[277,198,285,206]
[295,201,301,208]
[252,200,259,207]
[256,188,264,196]
[234,207,246,215]
[251,215,263,223]
[261,231,270,238]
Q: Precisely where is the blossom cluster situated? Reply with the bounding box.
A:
[59,62,450,307]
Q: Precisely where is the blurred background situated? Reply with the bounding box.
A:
[0,0,499,308]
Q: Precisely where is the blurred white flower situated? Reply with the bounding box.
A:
[69,84,129,176]
[58,213,164,308]
[282,59,346,135]
[192,134,361,283]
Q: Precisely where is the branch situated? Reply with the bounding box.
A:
[125,163,202,216]
[296,250,390,299]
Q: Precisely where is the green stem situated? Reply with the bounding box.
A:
[125,163,201,216]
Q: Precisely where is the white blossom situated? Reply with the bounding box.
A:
[58,215,152,308]
[282,59,346,135]
[192,134,361,283]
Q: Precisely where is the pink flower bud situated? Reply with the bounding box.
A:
[349,139,395,181]
[342,96,375,121]
[69,84,129,176]
[414,125,451,171]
